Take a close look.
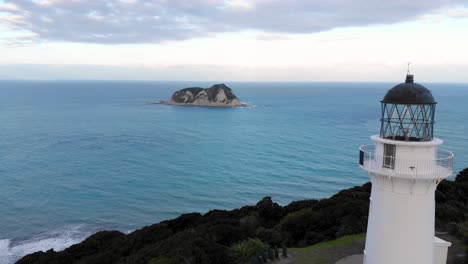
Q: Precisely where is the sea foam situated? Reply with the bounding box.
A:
[0,227,90,264]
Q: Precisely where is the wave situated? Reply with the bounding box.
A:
[0,226,92,264]
[240,102,255,108]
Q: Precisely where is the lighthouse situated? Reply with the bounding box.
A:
[359,74,454,264]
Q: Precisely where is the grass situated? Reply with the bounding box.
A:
[289,234,366,264]
[145,235,366,264]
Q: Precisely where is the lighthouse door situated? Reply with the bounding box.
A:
[383,143,396,169]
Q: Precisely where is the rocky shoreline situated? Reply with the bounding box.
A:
[17,169,468,264]
[158,100,248,107]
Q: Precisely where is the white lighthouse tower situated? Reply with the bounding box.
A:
[359,74,454,264]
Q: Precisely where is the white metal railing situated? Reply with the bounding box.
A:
[359,145,453,179]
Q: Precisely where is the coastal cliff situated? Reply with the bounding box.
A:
[17,169,468,264]
[163,83,244,107]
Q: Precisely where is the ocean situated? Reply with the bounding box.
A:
[0,80,467,263]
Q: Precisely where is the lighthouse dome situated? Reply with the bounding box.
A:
[382,75,436,104]
[379,74,437,142]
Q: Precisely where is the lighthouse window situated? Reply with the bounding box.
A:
[383,144,396,169]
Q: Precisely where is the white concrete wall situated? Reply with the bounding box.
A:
[363,136,450,264]
[372,135,442,179]
[364,183,435,264]
[433,237,451,264]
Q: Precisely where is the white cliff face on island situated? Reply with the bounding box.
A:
[163,84,244,107]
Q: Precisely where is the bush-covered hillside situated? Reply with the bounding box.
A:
[18,169,468,264]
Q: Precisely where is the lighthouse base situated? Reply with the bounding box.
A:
[364,182,435,264]
[362,236,451,264]
[433,237,451,264]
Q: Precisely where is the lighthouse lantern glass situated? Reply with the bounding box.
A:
[380,102,435,142]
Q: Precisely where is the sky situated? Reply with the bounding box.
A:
[0,0,468,82]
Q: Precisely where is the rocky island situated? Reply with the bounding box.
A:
[161,83,245,107]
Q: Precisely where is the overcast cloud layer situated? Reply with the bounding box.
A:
[0,0,465,44]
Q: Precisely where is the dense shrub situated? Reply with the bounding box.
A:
[231,238,267,264]
[280,208,314,245]
[148,257,171,264]
[448,221,468,244]
[456,168,468,182]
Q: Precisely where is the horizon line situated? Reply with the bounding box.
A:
[0,79,467,85]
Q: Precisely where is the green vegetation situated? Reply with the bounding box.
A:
[294,233,366,250]
[448,221,468,263]
[17,168,468,264]
[290,234,366,264]
[231,238,268,264]
[449,221,468,243]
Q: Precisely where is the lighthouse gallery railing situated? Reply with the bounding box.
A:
[359,145,454,179]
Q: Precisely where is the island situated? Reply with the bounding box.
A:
[160,83,246,107]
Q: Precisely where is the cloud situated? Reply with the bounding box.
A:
[0,0,466,44]
[256,33,291,41]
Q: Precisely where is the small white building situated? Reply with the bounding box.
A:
[359,74,453,264]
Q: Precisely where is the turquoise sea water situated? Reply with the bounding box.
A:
[0,81,467,262]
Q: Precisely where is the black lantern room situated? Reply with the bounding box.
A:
[380,74,436,142]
